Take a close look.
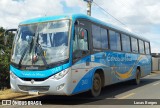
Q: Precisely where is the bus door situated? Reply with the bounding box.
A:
[71,20,92,93]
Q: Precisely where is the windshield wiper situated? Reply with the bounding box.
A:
[18,38,49,69]
[18,36,33,68]
[34,35,49,68]
[18,45,29,68]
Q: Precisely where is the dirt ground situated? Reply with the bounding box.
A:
[0,89,43,100]
[0,89,29,100]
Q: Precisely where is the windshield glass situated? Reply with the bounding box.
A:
[11,20,70,66]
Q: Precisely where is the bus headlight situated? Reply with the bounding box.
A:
[51,69,69,80]
[10,72,17,79]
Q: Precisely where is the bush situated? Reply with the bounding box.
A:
[0,27,14,89]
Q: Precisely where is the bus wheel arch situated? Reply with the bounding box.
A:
[90,69,104,97]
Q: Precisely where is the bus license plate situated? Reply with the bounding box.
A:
[29,90,39,95]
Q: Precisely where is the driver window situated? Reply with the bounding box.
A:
[73,27,89,52]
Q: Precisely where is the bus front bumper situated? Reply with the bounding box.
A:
[10,70,73,96]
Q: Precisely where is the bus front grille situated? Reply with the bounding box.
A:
[18,85,50,92]
[20,78,48,81]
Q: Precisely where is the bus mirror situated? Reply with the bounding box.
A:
[4,29,17,45]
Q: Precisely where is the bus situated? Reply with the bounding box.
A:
[7,14,151,97]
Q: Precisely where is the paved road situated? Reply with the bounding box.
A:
[1,72,160,108]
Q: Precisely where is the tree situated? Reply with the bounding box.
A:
[0,27,14,89]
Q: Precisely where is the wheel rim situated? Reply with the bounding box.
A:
[91,73,102,97]
[93,77,100,92]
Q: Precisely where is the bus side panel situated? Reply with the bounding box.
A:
[106,51,136,83]
[71,53,111,95]
[71,55,93,95]
[105,52,151,84]
[103,67,112,86]
[91,52,111,85]
[71,65,93,95]
[70,52,152,95]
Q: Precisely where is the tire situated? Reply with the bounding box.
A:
[91,73,102,97]
[135,69,141,85]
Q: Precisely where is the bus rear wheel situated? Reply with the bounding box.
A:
[91,73,102,97]
[135,69,141,85]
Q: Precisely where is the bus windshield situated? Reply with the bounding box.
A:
[11,20,70,66]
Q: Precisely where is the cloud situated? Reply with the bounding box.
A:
[0,0,87,28]
[0,0,160,52]
[92,0,160,52]
[0,0,64,28]
[93,0,160,26]
[63,0,86,8]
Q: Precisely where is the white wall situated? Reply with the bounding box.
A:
[152,57,160,71]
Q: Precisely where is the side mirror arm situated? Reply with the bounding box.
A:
[4,29,17,45]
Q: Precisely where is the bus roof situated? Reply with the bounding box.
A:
[20,14,149,42]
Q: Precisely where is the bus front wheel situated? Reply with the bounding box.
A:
[91,73,102,97]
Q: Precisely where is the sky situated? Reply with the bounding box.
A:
[0,0,160,53]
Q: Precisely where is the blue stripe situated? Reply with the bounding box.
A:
[10,63,71,78]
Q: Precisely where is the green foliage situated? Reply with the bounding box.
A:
[0,27,14,89]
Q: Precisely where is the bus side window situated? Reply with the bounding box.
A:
[109,30,121,51]
[122,34,131,52]
[131,37,138,53]
[145,42,150,54]
[73,27,89,52]
[139,40,145,54]
[78,28,88,50]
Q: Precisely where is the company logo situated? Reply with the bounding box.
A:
[31,79,35,84]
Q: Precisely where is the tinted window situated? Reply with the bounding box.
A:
[122,34,131,52]
[109,30,121,51]
[101,28,108,49]
[131,37,138,53]
[115,33,121,51]
[145,42,150,54]
[139,40,145,54]
[92,25,101,48]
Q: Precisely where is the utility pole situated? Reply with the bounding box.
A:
[84,0,93,16]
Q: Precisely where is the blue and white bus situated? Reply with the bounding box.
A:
[8,14,151,97]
